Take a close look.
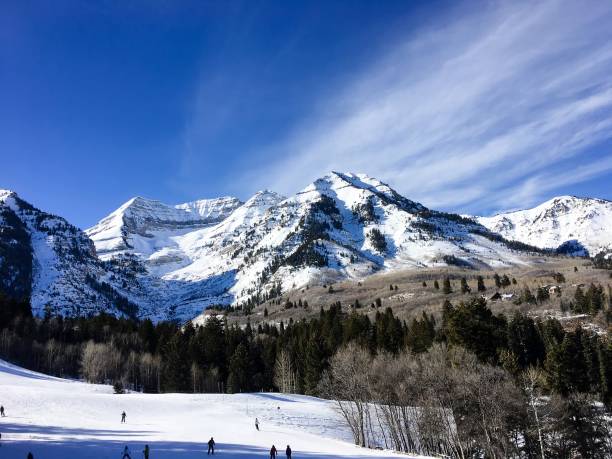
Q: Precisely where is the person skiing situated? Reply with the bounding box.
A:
[0,405,5,417]
[27,453,34,459]
[285,445,292,459]
[207,437,215,455]
[255,417,259,431]
[121,411,127,423]
[121,445,132,459]
[270,445,277,459]
[142,444,150,459]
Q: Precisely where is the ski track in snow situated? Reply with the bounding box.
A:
[0,360,430,459]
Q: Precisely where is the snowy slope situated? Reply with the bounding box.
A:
[0,190,153,318]
[477,196,612,256]
[86,196,242,258]
[0,359,429,459]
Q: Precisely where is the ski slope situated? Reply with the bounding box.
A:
[0,360,429,459]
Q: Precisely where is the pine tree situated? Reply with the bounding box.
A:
[477,275,486,292]
[501,274,511,288]
[406,312,435,353]
[162,333,191,392]
[443,277,452,294]
[507,313,545,368]
[494,273,501,288]
[460,277,470,294]
[442,297,506,363]
[434,280,440,290]
[598,342,612,408]
[573,286,588,313]
[303,336,325,395]
[521,286,536,305]
[227,343,249,393]
[536,287,550,303]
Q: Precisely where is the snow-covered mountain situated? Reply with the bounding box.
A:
[5,173,579,321]
[86,195,242,259]
[477,196,612,257]
[80,172,535,319]
[0,189,151,317]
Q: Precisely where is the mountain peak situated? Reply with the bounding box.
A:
[478,195,612,256]
[175,196,242,220]
[0,189,17,202]
[244,190,285,207]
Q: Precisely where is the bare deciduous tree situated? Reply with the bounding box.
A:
[274,349,297,393]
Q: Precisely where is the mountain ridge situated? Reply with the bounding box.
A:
[2,173,610,321]
[476,195,612,257]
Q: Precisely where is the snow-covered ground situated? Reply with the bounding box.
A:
[0,360,428,459]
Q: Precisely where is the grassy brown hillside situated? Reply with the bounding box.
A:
[225,256,612,333]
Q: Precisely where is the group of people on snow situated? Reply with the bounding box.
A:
[256,418,292,459]
[269,444,291,459]
[120,444,149,459]
[206,418,293,458]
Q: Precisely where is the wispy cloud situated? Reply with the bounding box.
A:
[245,0,612,214]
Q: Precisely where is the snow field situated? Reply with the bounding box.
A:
[0,360,427,459]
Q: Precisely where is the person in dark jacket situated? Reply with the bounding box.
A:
[285,445,292,459]
[143,444,150,459]
[121,445,131,459]
[27,453,33,459]
[255,417,259,431]
[208,437,215,455]
[270,445,277,459]
[0,405,5,417]
[121,411,126,423]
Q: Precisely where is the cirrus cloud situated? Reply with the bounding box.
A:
[244,0,612,214]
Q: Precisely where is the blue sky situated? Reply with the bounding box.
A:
[2,0,612,229]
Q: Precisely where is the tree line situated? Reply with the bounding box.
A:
[1,290,611,456]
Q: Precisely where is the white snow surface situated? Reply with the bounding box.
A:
[0,359,429,459]
[477,195,612,256]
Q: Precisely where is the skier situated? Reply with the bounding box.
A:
[121,411,127,423]
[285,445,292,459]
[270,444,277,459]
[142,444,150,459]
[207,437,215,455]
[255,417,259,431]
[121,445,132,459]
[0,405,5,417]
[27,453,34,459]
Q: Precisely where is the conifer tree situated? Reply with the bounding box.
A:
[434,280,440,290]
[460,277,470,294]
[573,286,588,313]
[442,277,452,294]
[536,287,550,303]
[303,336,325,395]
[162,333,190,392]
[521,286,536,305]
[477,275,486,292]
[227,343,249,393]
